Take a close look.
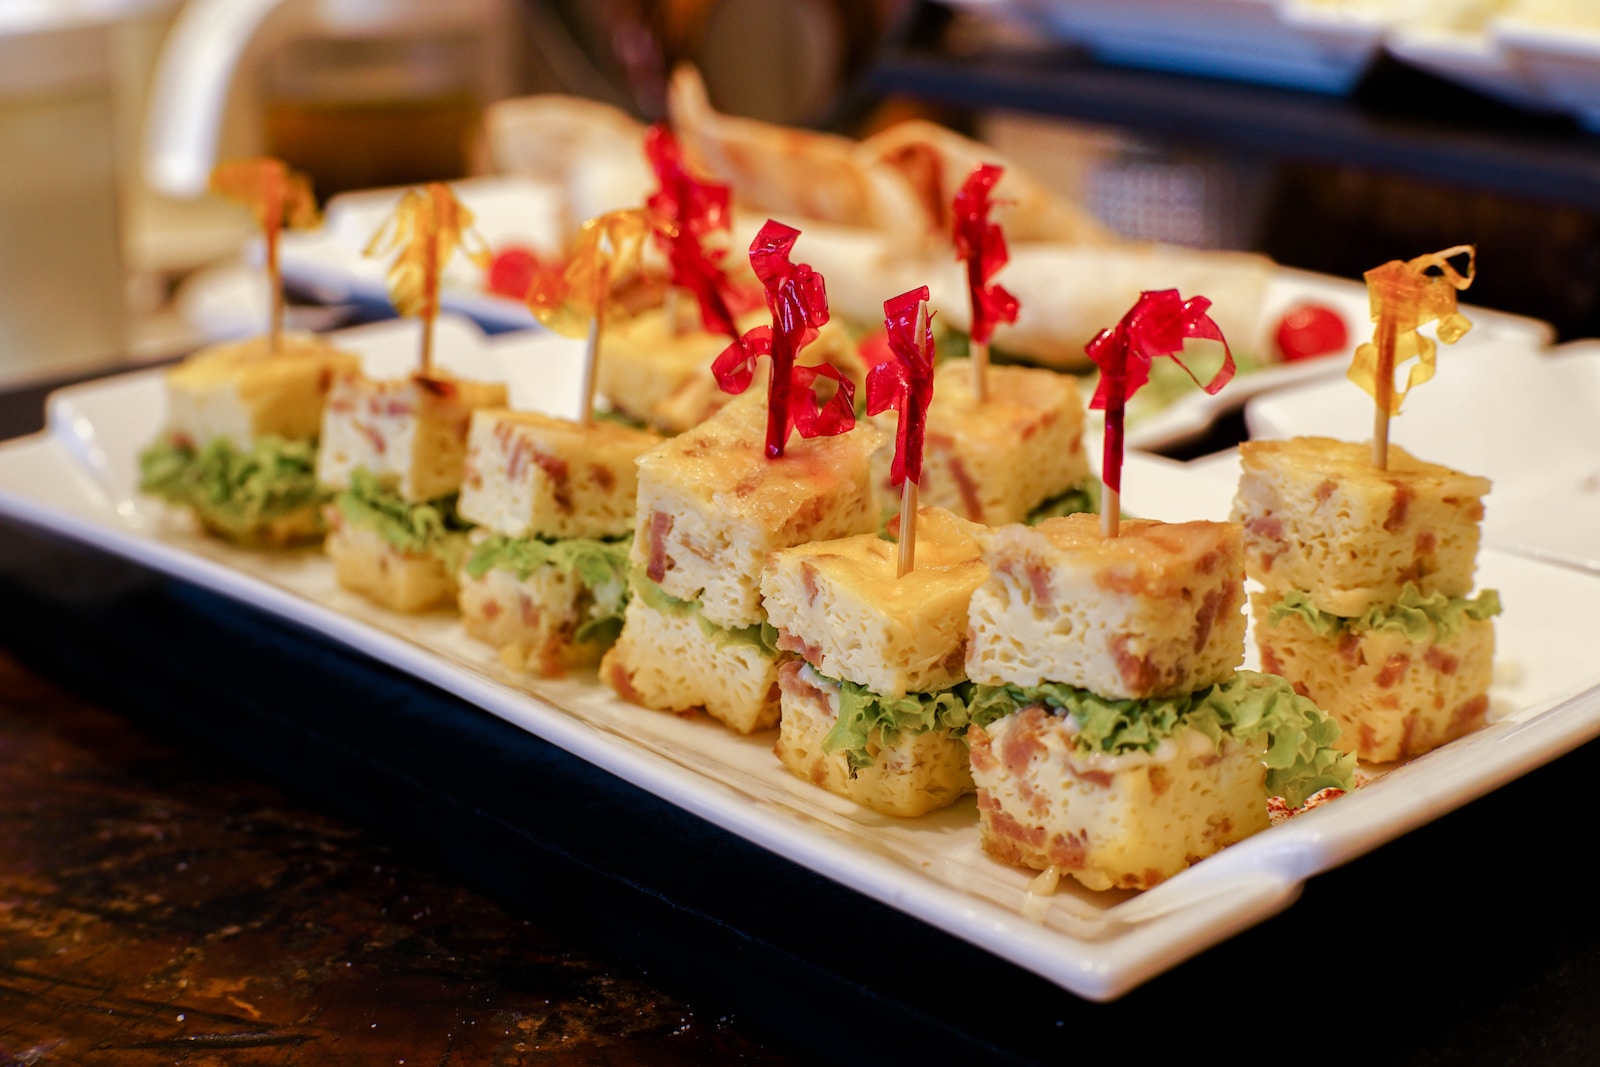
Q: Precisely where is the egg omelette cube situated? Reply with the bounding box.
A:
[601,595,781,734]
[325,517,457,613]
[1233,437,1490,617]
[458,409,660,540]
[318,371,508,503]
[596,307,721,432]
[1254,594,1495,764]
[163,332,360,450]
[969,705,1268,891]
[966,513,1246,699]
[761,506,986,698]
[458,560,623,677]
[775,661,974,817]
[631,389,882,631]
[869,360,1090,525]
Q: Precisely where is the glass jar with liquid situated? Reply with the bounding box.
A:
[261,0,506,201]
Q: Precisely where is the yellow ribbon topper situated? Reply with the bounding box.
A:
[365,183,493,323]
[1348,244,1475,415]
[210,158,320,350]
[526,209,651,338]
[210,158,319,232]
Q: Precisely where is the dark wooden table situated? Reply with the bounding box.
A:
[0,646,799,1065]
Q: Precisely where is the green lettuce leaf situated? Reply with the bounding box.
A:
[968,670,1355,807]
[1024,480,1100,524]
[811,670,1008,775]
[1268,584,1502,642]
[632,570,780,656]
[465,533,633,646]
[334,468,471,567]
[139,434,325,535]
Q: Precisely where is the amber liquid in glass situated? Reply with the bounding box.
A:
[265,94,479,202]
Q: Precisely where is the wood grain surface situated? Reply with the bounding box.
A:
[0,650,798,1066]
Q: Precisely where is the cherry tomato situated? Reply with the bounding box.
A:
[857,328,894,370]
[486,246,544,300]
[1275,303,1349,362]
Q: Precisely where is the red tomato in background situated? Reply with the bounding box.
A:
[857,328,894,370]
[486,246,545,300]
[1275,304,1349,362]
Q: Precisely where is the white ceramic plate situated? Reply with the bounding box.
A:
[1246,338,1600,573]
[10,323,1599,1002]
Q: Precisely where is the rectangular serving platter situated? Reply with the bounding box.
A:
[4,322,1599,1001]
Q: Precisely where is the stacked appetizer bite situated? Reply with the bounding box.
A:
[456,410,659,674]
[1234,440,1497,762]
[140,159,358,546]
[602,220,881,733]
[472,209,661,673]
[594,124,871,436]
[763,288,999,815]
[143,332,358,546]
[763,506,990,814]
[318,365,505,611]
[869,357,1092,525]
[318,183,508,612]
[1234,247,1499,763]
[604,390,879,732]
[867,165,1093,525]
[963,291,1351,892]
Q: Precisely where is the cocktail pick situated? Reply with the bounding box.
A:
[1347,245,1475,470]
[867,287,936,578]
[644,123,751,341]
[209,158,319,354]
[713,220,855,459]
[952,163,1019,403]
[1087,289,1233,537]
[526,209,651,424]
[364,182,493,376]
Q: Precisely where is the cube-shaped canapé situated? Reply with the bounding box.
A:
[775,661,976,817]
[969,705,1269,891]
[595,308,725,433]
[163,332,360,450]
[318,371,507,503]
[458,410,660,540]
[458,552,628,676]
[966,514,1246,699]
[761,506,986,697]
[602,594,785,734]
[1233,437,1490,617]
[630,389,881,631]
[1254,592,1496,764]
[869,360,1091,525]
[325,517,458,613]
